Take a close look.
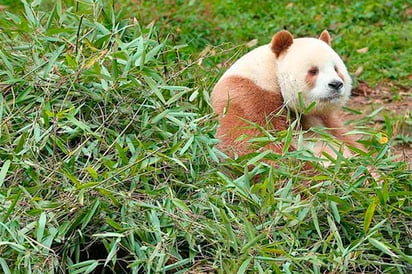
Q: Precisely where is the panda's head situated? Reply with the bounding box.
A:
[271,30,352,114]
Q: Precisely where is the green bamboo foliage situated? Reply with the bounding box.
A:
[0,0,411,273]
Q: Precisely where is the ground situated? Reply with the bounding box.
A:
[347,81,412,166]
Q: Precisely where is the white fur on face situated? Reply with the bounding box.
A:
[277,38,352,113]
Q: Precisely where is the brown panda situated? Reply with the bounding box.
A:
[211,30,363,163]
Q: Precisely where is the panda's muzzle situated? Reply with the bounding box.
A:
[320,80,345,102]
[328,80,344,92]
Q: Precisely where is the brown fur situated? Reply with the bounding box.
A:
[211,30,364,165]
[271,30,294,57]
[319,30,331,45]
[212,76,289,157]
[305,70,318,89]
[212,75,363,160]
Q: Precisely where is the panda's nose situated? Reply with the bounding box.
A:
[328,80,344,91]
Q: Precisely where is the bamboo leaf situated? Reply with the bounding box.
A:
[311,207,322,239]
[368,238,398,258]
[237,256,252,274]
[240,232,266,253]
[0,160,11,188]
[36,212,47,242]
[0,242,25,252]
[43,45,65,77]
[104,238,120,267]
[0,258,11,274]
[69,260,98,274]
[81,200,100,230]
[364,198,377,233]
[220,208,238,251]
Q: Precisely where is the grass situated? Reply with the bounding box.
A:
[0,0,411,273]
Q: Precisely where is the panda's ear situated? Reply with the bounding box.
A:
[319,30,331,45]
[271,30,293,57]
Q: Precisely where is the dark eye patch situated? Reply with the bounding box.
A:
[308,67,319,76]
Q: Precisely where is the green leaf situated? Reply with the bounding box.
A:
[172,198,190,212]
[43,45,65,77]
[46,4,57,29]
[0,50,13,74]
[368,238,398,258]
[66,115,93,133]
[76,181,101,190]
[36,212,47,242]
[240,232,266,253]
[330,201,340,224]
[283,119,297,153]
[145,43,164,63]
[104,238,120,267]
[69,260,99,274]
[81,200,100,230]
[247,150,272,165]
[0,242,25,252]
[0,95,3,137]
[85,166,99,179]
[180,135,194,155]
[237,256,252,274]
[0,258,11,274]
[311,207,322,239]
[22,0,38,26]
[143,75,165,104]
[105,218,124,231]
[111,57,119,80]
[163,258,191,272]
[92,232,125,238]
[2,189,22,222]
[0,160,11,188]
[364,198,377,233]
[220,208,238,251]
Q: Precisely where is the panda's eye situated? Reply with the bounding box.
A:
[308,67,319,76]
